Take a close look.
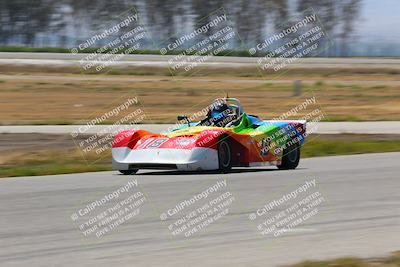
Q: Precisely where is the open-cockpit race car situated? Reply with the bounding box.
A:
[112,98,306,174]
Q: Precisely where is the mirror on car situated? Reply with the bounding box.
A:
[177,115,188,121]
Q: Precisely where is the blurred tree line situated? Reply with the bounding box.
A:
[0,0,362,56]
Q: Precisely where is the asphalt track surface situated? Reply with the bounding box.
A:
[1,53,399,69]
[1,152,399,267]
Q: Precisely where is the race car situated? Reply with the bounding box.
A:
[112,98,306,174]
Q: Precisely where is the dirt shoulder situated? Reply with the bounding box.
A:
[1,72,400,124]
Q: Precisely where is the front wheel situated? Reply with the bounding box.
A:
[119,169,139,175]
[277,142,300,170]
[218,138,232,173]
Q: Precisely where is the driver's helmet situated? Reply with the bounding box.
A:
[207,101,235,127]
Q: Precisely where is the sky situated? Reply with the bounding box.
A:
[357,0,400,43]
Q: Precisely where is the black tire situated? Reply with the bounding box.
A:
[119,169,139,175]
[218,137,232,173]
[277,141,300,170]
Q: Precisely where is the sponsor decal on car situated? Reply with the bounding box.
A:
[147,138,169,148]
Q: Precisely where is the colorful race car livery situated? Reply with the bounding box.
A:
[112,98,306,174]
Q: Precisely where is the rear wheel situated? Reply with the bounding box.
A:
[277,141,300,170]
[119,169,139,175]
[218,138,232,173]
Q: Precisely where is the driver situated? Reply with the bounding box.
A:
[203,101,237,127]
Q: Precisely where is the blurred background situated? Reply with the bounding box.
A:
[0,0,399,56]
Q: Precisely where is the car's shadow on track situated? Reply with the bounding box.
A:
[133,167,306,176]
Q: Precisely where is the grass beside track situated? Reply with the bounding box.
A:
[285,251,400,267]
[1,136,400,178]
[0,150,110,178]
[301,139,400,158]
[1,74,400,123]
